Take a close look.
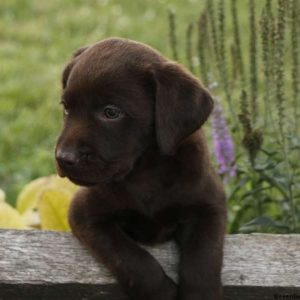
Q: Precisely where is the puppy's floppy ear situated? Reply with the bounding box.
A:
[152,62,213,155]
[62,46,89,89]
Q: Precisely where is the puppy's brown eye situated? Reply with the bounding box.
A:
[104,105,122,119]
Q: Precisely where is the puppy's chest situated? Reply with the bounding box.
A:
[116,208,178,245]
[116,189,180,245]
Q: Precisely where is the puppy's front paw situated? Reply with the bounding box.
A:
[150,276,177,300]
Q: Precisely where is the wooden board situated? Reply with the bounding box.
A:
[0,229,299,300]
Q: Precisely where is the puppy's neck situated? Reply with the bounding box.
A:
[121,129,210,187]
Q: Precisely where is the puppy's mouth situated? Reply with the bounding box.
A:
[57,166,106,187]
[67,175,99,187]
[56,162,133,187]
[55,146,138,187]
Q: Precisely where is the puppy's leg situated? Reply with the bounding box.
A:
[176,204,226,300]
[68,195,177,300]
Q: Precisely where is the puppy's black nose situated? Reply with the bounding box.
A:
[56,146,99,169]
[56,149,78,167]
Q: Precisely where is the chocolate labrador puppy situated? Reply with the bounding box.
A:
[55,38,226,300]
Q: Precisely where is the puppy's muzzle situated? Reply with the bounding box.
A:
[55,147,100,173]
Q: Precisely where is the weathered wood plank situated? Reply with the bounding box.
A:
[0,229,299,300]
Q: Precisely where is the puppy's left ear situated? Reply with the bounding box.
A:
[62,46,89,89]
[153,62,213,155]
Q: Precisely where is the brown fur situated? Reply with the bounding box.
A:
[55,38,226,300]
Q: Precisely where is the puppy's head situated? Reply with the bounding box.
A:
[55,38,213,186]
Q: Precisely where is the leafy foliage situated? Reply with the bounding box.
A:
[169,0,300,233]
[0,176,78,231]
[38,189,73,231]
[0,189,27,229]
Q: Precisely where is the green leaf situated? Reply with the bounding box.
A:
[16,175,78,214]
[16,176,51,214]
[50,176,79,193]
[227,177,250,202]
[0,189,5,202]
[16,175,79,230]
[229,203,252,233]
[38,189,72,231]
[0,200,27,229]
[253,161,276,171]
[239,216,290,233]
[259,173,289,199]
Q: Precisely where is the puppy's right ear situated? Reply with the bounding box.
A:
[152,62,213,155]
[62,46,89,89]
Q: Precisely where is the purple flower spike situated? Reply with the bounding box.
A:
[211,99,236,182]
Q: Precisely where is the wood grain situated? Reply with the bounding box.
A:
[0,229,299,300]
